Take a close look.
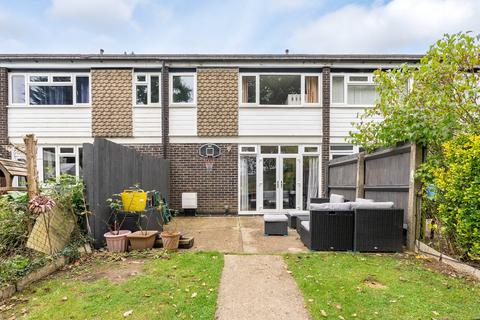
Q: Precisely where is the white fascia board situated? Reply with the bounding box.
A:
[169,136,323,144]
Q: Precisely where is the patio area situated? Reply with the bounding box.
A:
[164,216,308,253]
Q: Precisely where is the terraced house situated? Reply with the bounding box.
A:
[0,54,420,214]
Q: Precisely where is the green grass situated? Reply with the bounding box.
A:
[2,251,224,320]
[285,253,480,320]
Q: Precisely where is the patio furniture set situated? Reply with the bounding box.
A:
[264,194,404,252]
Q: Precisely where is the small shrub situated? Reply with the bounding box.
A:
[433,135,480,260]
[0,196,30,256]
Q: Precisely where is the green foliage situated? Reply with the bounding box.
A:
[432,135,480,260]
[0,255,46,285]
[349,32,480,151]
[0,195,30,256]
[46,174,87,217]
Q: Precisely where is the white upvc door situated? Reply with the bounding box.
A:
[258,155,301,212]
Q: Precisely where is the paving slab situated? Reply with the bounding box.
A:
[164,216,307,253]
[215,255,310,320]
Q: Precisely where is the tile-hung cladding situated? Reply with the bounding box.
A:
[91,69,133,137]
[0,68,9,158]
[197,68,238,136]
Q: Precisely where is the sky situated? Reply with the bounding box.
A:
[0,0,479,54]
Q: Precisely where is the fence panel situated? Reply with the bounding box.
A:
[83,138,170,246]
[328,154,357,200]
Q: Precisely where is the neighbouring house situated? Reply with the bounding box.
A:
[0,54,421,214]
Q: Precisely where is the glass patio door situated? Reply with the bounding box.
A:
[259,156,299,212]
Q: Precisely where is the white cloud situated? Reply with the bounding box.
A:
[48,0,146,30]
[289,0,480,53]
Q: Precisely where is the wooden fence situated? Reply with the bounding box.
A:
[83,139,170,246]
[328,143,423,250]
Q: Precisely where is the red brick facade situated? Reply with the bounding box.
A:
[128,144,164,158]
[169,143,238,214]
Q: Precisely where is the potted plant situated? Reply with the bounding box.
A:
[127,212,159,250]
[160,208,181,251]
[104,196,131,252]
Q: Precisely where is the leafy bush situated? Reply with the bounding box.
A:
[0,195,30,257]
[432,135,480,260]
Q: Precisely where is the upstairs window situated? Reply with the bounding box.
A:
[240,74,320,106]
[331,74,378,106]
[171,74,196,105]
[134,73,161,106]
[10,73,90,106]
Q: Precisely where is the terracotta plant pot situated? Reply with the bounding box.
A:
[127,230,159,250]
[104,230,131,252]
[161,231,181,251]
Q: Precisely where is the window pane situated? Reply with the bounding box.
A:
[304,76,318,103]
[260,146,278,154]
[303,156,319,210]
[43,148,56,181]
[60,147,74,153]
[172,75,194,103]
[241,146,256,153]
[79,147,83,177]
[347,84,377,105]
[136,75,146,82]
[60,156,76,176]
[330,145,353,151]
[76,76,90,103]
[349,76,368,82]
[30,86,73,105]
[240,156,257,211]
[136,85,148,105]
[242,76,256,103]
[332,76,344,103]
[304,146,318,153]
[151,75,160,104]
[12,75,25,104]
[53,76,71,82]
[280,146,298,153]
[30,76,48,82]
[260,75,301,105]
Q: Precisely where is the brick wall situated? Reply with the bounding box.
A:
[0,68,10,158]
[169,143,238,214]
[91,69,133,137]
[127,144,163,158]
[321,67,331,197]
[197,68,238,136]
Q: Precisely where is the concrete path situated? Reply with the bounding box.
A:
[215,255,310,320]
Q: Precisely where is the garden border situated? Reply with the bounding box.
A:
[0,245,92,301]
[415,240,480,281]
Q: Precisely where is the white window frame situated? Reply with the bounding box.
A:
[329,144,356,160]
[301,145,320,154]
[330,73,377,107]
[8,72,91,107]
[169,73,197,106]
[39,146,83,183]
[239,145,258,154]
[238,73,322,107]
[133,73,162,107]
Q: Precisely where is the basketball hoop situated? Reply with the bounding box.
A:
[204,156,215,173]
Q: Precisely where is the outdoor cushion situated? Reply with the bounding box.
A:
[330,193,345,203]
[287,210,308,216]
[310,202,352,211]
[264,214,288,222]
[355,198,374,203]
[350,201,394,210]
[300,220,310,232]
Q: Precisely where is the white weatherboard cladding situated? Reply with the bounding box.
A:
[330,106,381,138]
[8,107,92,138]
[133,107,162,137]
[169,107,197,136]
[239,107,322,136]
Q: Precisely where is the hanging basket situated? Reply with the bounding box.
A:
[160,231,181,251]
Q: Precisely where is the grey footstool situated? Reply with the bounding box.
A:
[264,214,288,236]
[286,210,310,229]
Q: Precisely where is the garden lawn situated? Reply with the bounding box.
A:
[1,251,223,320]
[285,253,480,320]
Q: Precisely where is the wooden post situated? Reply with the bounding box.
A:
[355,152,365,199]
[24,134,39,200]
[407,143,422,251]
